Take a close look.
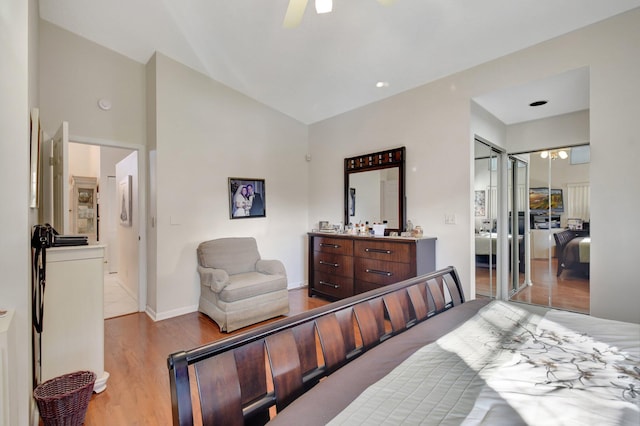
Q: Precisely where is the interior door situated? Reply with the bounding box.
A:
[105,176,119,274]
[52,122,69,234]
[474,139,501,298]
[507,156,529,295]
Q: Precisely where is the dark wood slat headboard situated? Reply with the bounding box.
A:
[168,266,466,426]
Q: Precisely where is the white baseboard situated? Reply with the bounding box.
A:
[146,304,198,321]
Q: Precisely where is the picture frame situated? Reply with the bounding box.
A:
[229,178,266,219]
[349,187,356,216]
[119,175,132,226]
[475,190,486,217]
[29,108,41,209]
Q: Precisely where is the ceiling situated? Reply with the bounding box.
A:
[38,0,640,125]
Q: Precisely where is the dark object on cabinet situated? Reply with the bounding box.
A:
[308,233,436,300]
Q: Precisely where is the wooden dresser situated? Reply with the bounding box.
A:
[308,233,436,300]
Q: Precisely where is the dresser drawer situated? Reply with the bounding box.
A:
[355,258,411,286]
[313,272,354,299]
[314,237,353,256]
[313,253,354,278]
[354,240,410,262]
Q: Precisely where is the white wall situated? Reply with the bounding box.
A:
[68,143,100,178]
[309,9,640,323]
[151,53,309,319]
[0,0,33,423]
[38,20,146,145]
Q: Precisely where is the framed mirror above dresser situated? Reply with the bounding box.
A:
[306,146,437,301]
[344,146,406,234]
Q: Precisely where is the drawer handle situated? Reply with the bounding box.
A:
[319,260,339,267]
[320,243,340,249]
[365,269,392,277]
[365,248,392,254]
[319,280,340,289]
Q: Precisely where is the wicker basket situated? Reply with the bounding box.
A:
[34,371,96,426]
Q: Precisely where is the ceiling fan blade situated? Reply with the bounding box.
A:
[377,0,398,5]
[283,0,309,28]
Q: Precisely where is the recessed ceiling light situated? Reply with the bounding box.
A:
[529,100,548,107]
[376,81,389,88]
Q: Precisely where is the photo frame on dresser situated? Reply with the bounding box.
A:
[229,178,266,219]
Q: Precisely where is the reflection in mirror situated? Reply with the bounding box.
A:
[348,169,399,228]
[344,147,405,233]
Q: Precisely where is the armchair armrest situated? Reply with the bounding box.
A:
[198,266,230,293]
[256,259,286,276]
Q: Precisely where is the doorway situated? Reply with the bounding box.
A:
[509,146,590,313]
[44,123,146,319]
[67,142,140,318]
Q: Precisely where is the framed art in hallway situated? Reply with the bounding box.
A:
[119,175,132,226]
[229,178,266,219]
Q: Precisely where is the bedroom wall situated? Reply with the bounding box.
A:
[38,20,146,145]
[309,9,640,323]
[150,53,309,319]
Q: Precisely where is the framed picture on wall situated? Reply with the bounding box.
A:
[119,175,132,226]
[475,190,486,217]
[229,178,266,219]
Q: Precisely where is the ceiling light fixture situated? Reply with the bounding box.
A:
[376,81,389,88]
[529,100,548,107]
[315,0,332,14]
[540,149,568,160]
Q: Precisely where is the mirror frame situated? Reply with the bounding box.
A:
[344,146,406,234]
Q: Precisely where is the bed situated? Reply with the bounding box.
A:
[554,229,590,276]
[168,267,639,425]
[475,232,525,272]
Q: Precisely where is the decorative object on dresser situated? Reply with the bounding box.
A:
[308,232,436,300]
[196,237,289,332]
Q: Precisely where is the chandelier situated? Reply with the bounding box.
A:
[540,149,568,160]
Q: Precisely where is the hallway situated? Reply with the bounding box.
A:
[104,273,137,319]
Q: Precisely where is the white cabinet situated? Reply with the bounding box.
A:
[40,245,109,393]
[70,176,98,243]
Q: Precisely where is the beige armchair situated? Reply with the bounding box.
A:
[196,237,289,332]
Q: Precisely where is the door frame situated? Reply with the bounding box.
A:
[69,135,147,312]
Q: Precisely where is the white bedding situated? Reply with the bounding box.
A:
[328,301,640,425]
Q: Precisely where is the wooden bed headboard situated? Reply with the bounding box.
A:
[167,266,465,426]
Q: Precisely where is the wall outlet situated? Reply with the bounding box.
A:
[445,214,456,225]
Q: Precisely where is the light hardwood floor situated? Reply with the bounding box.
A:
[84,288,329,425]
[476,258,590,314]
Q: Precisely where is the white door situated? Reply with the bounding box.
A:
[115,152,139,306]
[105,176,119,273]
[52,122,69,234]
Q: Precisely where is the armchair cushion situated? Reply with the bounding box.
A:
[256,259,286,276]
[197,266,230,293]
[197,237,261,275]
[220,272,287,303]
